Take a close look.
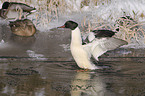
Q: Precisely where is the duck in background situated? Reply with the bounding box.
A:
[0,2,37,37]
[58,21,128,70]
[9,19,36,36]
[0,1,36,19]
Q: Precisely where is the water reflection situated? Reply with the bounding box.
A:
[70,71,115,96]
[70,71,91,96]
[71,72,105,96]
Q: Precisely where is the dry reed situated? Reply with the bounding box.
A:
[80,15,145,43]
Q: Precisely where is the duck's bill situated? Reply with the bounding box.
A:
[57,25,65,28]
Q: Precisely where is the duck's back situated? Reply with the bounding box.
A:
[9,19,36,36]
[9,2,36,12]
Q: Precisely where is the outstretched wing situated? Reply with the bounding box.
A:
[92,30,116,37]
[90,37,128,61]
[83,30,116,44]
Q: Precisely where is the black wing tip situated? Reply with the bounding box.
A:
[92,29,116,37]
[92,29,117,33]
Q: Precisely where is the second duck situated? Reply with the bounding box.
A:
[9,19,36,36]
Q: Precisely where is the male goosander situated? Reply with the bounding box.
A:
[59,21,128,70]
[0,1,36,19]
[9,19,36,36]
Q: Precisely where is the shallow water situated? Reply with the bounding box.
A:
[0,56,145,96]
[0,25,145,96]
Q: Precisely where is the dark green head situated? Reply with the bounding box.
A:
[2,2,10,9]
[59,21,78,30]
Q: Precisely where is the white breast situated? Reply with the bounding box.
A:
[70,27,98,69]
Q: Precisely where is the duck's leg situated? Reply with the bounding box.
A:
[76,69,89,72]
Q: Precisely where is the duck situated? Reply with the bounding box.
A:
[58,21,128,70]
[9,19,36,36]
[0,1,36,19]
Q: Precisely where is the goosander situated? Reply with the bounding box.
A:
[59,21,128,70]
[9,19,36,36]
[0,1,36,19]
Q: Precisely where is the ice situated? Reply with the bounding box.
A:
[26,50,47,60]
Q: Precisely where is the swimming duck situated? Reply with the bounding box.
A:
[9,19,36,36]
[59,21,128,70]
[0,1,36,19]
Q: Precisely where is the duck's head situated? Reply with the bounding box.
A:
[59,21,78,30]
[2,2,10,9]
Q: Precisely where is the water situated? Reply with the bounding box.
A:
[0,56,145,96]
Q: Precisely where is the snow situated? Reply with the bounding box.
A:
[30,0,145,31]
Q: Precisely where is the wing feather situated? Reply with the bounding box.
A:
[90,37,128,60]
